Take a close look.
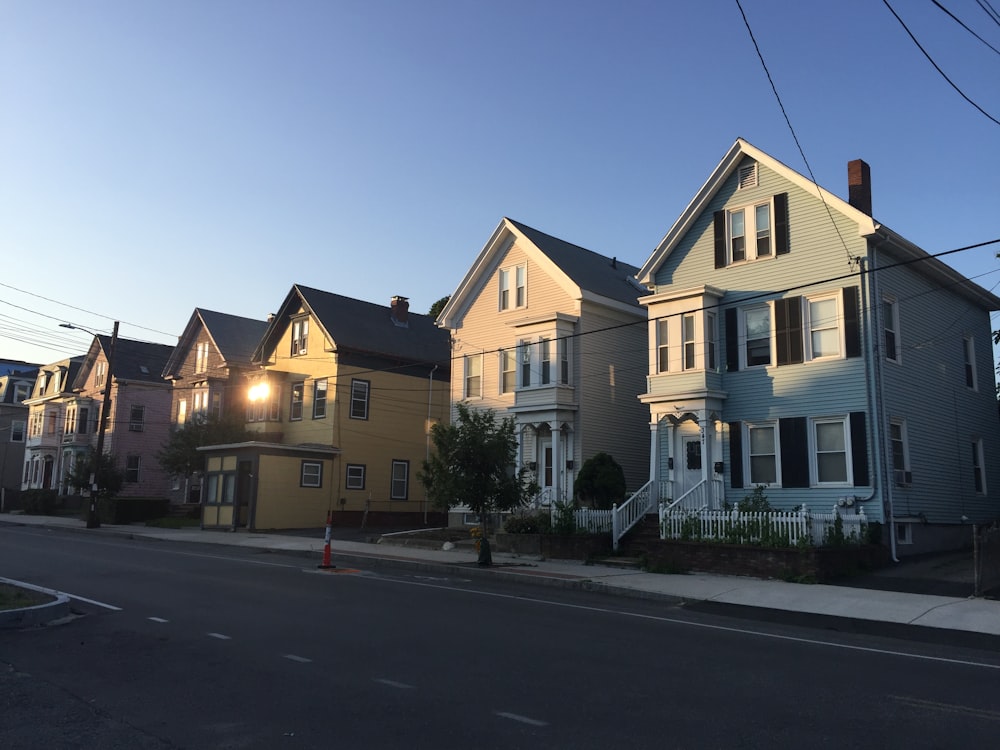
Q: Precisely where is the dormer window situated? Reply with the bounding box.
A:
[195,341,209,373]
[291,318,309,357]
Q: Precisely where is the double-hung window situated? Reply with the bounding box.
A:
[728,203,772,263]
[963,336,977,390]
[682,314,696,370]
[743,305,772,367]
[500,349,516,394]
[313,379,327,419]
[540,339,551,385]
[10,420,24,442]
[129,405,145,432]
[125,455,141,483]
[346,464,366,490]
[559,339,570,384]
[350,379,370,420]
[464,354,482,398]
[812,418,850,485]
[290,382,304,420]
[499,264,526,311]
[391,460,409,500]
[656,319,669,373]
[883,296,900,363]
[291,318,309,356]
[805,293,841,359]
[972,439,986,494]
[746,422,779,486]
[890,419,910,486]
[301,461,322,488]
[706,312,718,371]
[195,342,209,373]
[95,362,106,388]
[519,339,531,387]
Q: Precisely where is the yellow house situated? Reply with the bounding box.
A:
[199,285,451,531]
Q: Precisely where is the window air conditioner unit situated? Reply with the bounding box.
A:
[894,469,912,487]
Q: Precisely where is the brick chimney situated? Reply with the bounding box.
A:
[848,159,872,216]
[391,295,409,327]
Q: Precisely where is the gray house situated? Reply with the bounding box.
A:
[636,138,1000,556]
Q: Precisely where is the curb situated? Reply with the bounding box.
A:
[0,577,71,630]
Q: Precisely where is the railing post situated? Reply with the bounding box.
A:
[612,503,620,551]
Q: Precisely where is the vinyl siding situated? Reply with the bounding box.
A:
[875,254,1000,523]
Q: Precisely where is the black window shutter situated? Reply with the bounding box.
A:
[779,417,809,488]
[775,297,803,366]
[725,308,739,372]
[843,286,861,358]
[774,193,789,255]
[714,211,727,269]
[729,422,743,489]
[850,411,869,486]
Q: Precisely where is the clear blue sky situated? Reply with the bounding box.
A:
[2,0,998,366]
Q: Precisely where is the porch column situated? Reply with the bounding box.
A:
[648,420,658,487]
[699,410,710,486]
[549,421,562,504]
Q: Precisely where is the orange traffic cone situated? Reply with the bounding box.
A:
[318,510,335,569]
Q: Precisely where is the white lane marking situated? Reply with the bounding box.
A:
[495,711,548,727]
[282,654,312,663]
[207,632,231,640]
[375,678,414,689]
[369,578,1000,672]
[64,593,122,611]
[148,617,169,623]
[890,695,1000,721]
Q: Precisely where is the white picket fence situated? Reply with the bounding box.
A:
[573,508,613,533]
[660,504,867,547]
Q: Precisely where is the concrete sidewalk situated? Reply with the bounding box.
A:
[3,513,999,643]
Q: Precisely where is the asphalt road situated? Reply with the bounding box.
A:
[2,525,1000,749]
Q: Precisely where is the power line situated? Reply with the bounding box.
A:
[976,0,1000,27]
[933,0,1000,55]
[883,0,1000,127]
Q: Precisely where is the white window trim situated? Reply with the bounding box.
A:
[464,353,483,399]
[390,459,409,500]
[499,349,516,395]
[682,314,697,371]
[739,302,774,370]
[346,463,366,490]
[656,318,669,373]
[803,292,845,362]
[963,335,977,391]
[972,438,986,495]
[889,418,911,486]
[498,263,527,311]
[727,197,775,265]
[744,420,781,488]
[809,416,853,487]
[301,461,323,488]
[883,295,900,364]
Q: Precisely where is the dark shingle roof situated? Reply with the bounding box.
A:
[294,285,450,368]
[507,218,649,307]
[198,309,268,365]
[98,337,174,384]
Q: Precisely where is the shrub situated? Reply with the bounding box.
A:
[21,490,58,515]
[503,511,551,534]
[551,501,577,535]
[574,452,626,510]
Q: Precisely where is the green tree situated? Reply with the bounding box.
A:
[428,295,450,319]
[66,451,124,498]
[156,414,251,479]
[420,402,536,565]
[574,452,626,510]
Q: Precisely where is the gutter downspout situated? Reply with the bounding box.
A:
[860,248,899,562]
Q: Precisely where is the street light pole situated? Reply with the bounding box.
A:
[61,320,119,528]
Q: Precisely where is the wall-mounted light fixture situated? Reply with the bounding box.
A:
[565,460,573,470]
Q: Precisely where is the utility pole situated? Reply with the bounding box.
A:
[88,321,119,528]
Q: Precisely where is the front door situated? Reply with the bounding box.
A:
[679,435,703,499]
[539,439,554,504]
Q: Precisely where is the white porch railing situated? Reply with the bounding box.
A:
[533,488,553,508]
[612,480,658,551]
[662,478,721,512]
[660,504,867,546]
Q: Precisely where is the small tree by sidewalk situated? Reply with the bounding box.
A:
[420,403,537,565]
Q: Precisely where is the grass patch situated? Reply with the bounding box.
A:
[0,583,54,611]
[145,517,201,529]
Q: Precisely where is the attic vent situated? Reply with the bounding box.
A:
[738,163,758,189]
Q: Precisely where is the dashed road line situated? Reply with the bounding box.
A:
[207,632,232,640]
[148,616,169,623]
[282,654,312,663]
[495,711,548,727]
[375,678,415,689]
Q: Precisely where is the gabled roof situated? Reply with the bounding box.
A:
[162,308,268,378]
[637,138,1000,310]
[73,337,174,391]
[438,217,649,329]
[253,285,451,368]
[637,138,878,285]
